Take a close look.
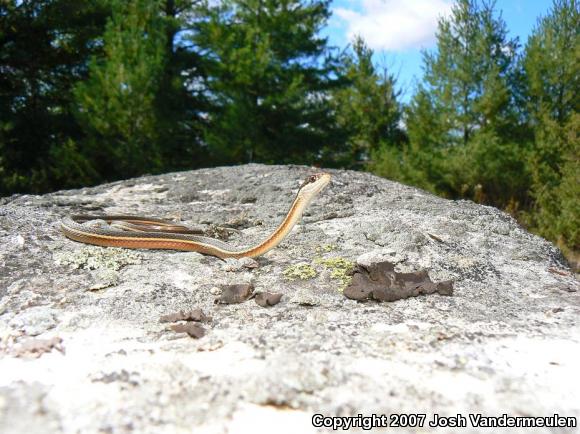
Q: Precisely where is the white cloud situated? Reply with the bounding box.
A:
[334,0,454,51]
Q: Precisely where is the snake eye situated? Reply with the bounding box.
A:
[300,173,329,189]
[302,174,318,187]
[300,175,314,188]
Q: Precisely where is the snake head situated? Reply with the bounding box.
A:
[299,173,331,196]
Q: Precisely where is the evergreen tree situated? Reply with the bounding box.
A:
[522,0,579,250]
[419,0,519,144]
[155,0,210,171]
[332,37,404,168]
[375,89,447,191]
[73,0,167,179]
[401,0,527,206]
[192,0,343,164]
[0,0,111,193]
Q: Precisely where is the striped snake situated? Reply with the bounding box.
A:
[61,173,331,259]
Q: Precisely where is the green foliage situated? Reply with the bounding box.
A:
[73,0,167,179]
[457,131,530,206]
[49,139,99,187]
[419,0,519,145]
[371,0,578,258]
[374,89,449,193]
[375,0,529,208]
[193,0,343,164]
[521,0,579,249]
[0,0,111,193]
[522,0,578,126]
[332,37,404,167]
[553,147,579,248]
[154,0,211,171]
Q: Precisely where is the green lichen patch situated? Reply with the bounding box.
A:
[314,244,337,254]
[54,246,143,271]
[283,263,318,280]
[88,269,120,291]
[314,256,355,289]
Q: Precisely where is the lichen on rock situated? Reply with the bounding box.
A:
[54,245,142,271]
[282,262,318,280]
[313,256,355,288]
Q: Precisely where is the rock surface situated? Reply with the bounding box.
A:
[0,164,578,433]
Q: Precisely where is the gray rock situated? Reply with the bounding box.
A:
[9,307,58,336]
[0,164,578,433]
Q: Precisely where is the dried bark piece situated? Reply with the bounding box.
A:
[159,308,209,323]
[254,292,283,307]
[170,323,206,339]
[342,283,373,301]
[344,261,454,302]
[187,308,210,322]
[216,283,254,304]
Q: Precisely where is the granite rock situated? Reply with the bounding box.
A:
[0,164,578,433]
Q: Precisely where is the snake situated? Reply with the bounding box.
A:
[61,173,331,259]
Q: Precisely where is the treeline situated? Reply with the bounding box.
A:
[373,0,579,258]
[0,0,578,256]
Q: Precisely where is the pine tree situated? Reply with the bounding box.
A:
[522,0,579,250]
[74,0,167,179]
[0,0,111,193]
[332,37,403,168]
[404,0,527,205]
[192,0,342,164]
[154,0,211,171]
[395,89,448,192]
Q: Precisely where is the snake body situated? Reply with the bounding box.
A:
[61,173,331,259]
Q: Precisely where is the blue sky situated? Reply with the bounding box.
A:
[323,0,555,101]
